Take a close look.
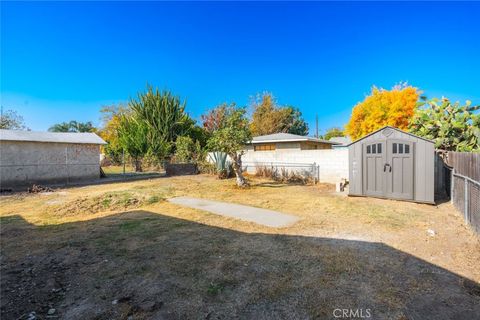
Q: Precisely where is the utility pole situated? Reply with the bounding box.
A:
[315,114,319,139]
[122,148,126,177]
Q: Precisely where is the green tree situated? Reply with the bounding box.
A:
[409,97,480,151]
[49,120,95,132]
[250,93,308,136]
[188,125,209,149]
[129,85,193,161]
[49,122,71,132]
[0,109,28,130]
[117,114,149,172]
[324,127,345,141]
[285,106,309,136]
[175,136,195,163]
[207,106,252,187]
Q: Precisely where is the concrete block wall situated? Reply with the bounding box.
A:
[0,141,101,188]
[208,149,349,184]
[242,149,348,183]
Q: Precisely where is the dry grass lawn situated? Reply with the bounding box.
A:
[1,174,479,319]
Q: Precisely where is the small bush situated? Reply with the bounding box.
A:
[207,282,224,295]
[197,161,217,174]
[216,164,234,179]
[255,165,312,185]
[146,195,161,204]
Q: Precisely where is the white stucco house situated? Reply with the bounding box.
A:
[241,133,349,183]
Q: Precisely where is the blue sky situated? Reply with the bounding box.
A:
[1,1,479,133]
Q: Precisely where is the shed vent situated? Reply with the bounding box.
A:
[382,128,393,137]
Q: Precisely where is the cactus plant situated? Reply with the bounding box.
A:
[209,151,232,178]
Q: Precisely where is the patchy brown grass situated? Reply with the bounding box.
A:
[51,190,167,217]
[1,175,479,319]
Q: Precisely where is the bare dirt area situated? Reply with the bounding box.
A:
[1,175,479,319]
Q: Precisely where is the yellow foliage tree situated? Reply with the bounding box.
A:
[98,104,128,162]
[345,84,420,140]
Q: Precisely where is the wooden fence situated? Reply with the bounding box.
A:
[447,152,480,181]
[447,152,480,234]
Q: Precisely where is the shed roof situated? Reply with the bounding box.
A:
[251,133,339,145]
[347,126,434,146]
[0,129,107,145]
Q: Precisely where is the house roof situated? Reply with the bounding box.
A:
[346,126,434,146]
[251,133,339,145]
[0,129,107,145]
[329,136,351,145]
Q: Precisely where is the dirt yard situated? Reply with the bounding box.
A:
[1,175,479,319]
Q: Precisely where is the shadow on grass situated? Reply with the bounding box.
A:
[253,181,289,188]
[1,172,167,194]
[1,212,479,320]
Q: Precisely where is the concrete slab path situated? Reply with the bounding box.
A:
[168,196,299,228]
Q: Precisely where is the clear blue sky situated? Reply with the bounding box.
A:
[1,1,479,133]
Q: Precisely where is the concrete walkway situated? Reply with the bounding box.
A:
[168,196,299,228]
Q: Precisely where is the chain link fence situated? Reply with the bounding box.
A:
[242,161,320,184]
[451,171,480,234]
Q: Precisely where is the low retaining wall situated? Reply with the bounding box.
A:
[165,163,198,176]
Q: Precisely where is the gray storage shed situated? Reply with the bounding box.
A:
[0,129,106,188]
[348,126,435,204]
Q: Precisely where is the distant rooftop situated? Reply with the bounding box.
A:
[329,136,351,145]
[0,129,107,145]
[251,133,339,145]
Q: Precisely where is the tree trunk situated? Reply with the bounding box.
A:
[133,158,143,172]
[230,153,248,187]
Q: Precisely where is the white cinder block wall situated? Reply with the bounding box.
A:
[209,148,349,184]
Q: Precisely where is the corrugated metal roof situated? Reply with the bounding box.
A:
[0,129,107,145]
[251,133,339,144]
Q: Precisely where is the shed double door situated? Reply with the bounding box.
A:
[363,140,414,200]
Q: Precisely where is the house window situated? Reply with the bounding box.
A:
[301,142,320,150]
[254,144,276,151]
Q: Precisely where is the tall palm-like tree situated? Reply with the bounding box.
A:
[128,85,193,160]
[49,121,95,132]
